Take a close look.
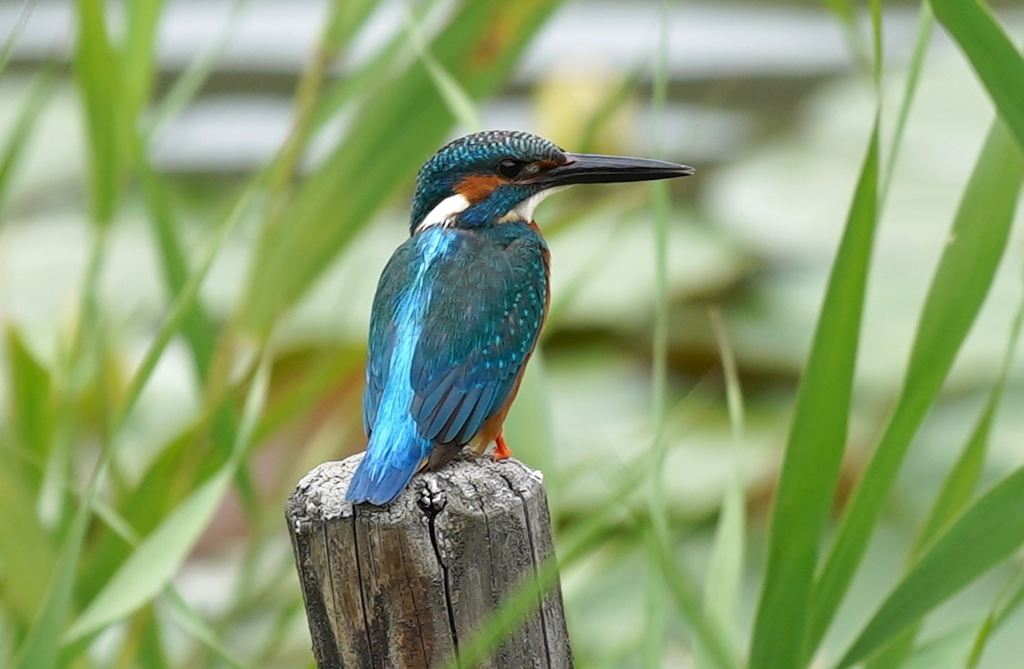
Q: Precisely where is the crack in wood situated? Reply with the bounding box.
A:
[423,483,461,664]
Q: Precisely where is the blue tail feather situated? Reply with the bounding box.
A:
[346,394,434,505]
[350,227,452,505]
[346,454,420,505]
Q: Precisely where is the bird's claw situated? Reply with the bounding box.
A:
[493,433,513,461]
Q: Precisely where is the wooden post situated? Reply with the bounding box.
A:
[286,454,574,669]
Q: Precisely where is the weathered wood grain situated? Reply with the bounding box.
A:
[286,454,573,669]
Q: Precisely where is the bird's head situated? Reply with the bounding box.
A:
[409,130,694,233]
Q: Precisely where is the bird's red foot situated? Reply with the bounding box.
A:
[493,433,513,460]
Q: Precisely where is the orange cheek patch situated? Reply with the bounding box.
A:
[456,174,504,203]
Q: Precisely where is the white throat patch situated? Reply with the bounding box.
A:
[417,194,470,231]
[499,186,568,224]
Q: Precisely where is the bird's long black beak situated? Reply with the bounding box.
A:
[534,153,694,188]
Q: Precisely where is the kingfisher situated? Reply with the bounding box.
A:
[346,130,693,505]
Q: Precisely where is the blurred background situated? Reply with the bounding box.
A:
[0,0,1023,667]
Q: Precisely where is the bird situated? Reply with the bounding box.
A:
[346,130,694,505]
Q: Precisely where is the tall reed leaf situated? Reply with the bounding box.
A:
[139,164,219,378]
[270,0,377,196]
[865,290,1024,669]
[0,447,56,627]
[64,466,235,642]
[115,186,259,434]
[0,64,57,220]
[966,568,1024,667]
[12,228,112,669]
[930,0,1024,153]
[880,2,933,202]
[694,474,745,669]
[121,0,164,127]
[74,0,123,227]
[649,513,737,669]
[5,325,54,457]
[66,352,271,642]
[402,3,483,132]
[806,115,1024,658]
[836,461,1024,668]
[12,497,92,669]
[0,0,35,80]
[749,122,880,669]
[144,0,254,138]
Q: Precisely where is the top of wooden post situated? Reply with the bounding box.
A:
[287,453,546,529]
[286,454,573,669]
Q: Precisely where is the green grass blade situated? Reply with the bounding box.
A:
[0,0,35,81]
[64,468,234,642]
[37,222,108,528]
[806,116,1024,658]
[74,0,124,227]
[821,0,870,75]
[81,476,251,669]
[695,473,745,669]
[135,607,170,669]
[252,345,363,443]
[164,588,251,669]
[709,308,745,444]
[14,265,111,668]
[64,186,257,612]
[144,0,254,138]
[114,184,259,433]
[65,351,271,642]
[641,20,674,665]
[749,120,880,669]
[917,295,1023,546]
[835,463,1024,668]
[650,0,671,445]
[11,497,92,669]
[869,0,882,87]
[122,0,164,126]
[694,310,745,669]
[138,164,219,378]
[903,624,977,669]
[642,534,667,669]
[966,569,1024,668]
[0,446,57,628]
[0,61,57,221]
[5,325,54,456]
[865,291,1024,669]
[306,3,426,133]
[880,2,933,203]
[402,2,482,132]
[649,506,738,669]
[269,0,378,197]
[930,0,1024,154]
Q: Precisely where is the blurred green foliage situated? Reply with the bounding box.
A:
[0,0,1023,668]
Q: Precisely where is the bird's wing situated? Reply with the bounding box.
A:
[410,227,548,445]
[362,239,418,436]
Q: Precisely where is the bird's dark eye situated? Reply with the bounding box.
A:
[497,159,526,178]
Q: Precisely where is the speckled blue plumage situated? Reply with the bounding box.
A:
[347,129,692,504]
[348,222,549,505]
[347,130,560,505]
